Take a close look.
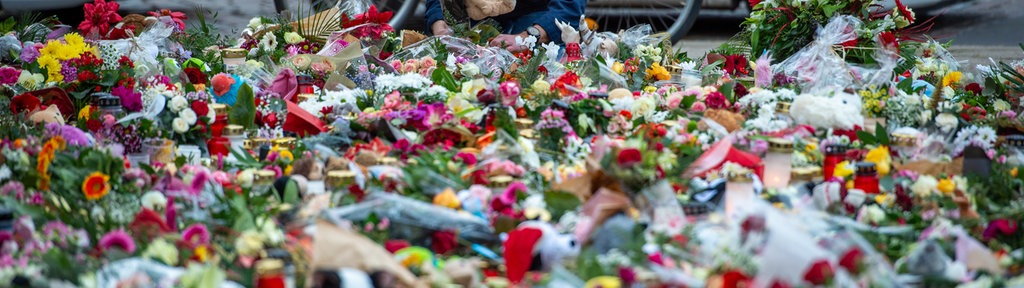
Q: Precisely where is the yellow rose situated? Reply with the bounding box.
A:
[805,143,818,153]
[833,161,855,179]
[611,61,624,74]
[432,188,461,209]
[864,146,892,176]
[937,178,955,195]
[531,79,551,92]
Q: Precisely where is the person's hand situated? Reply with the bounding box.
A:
[489,33,529,53]
[432,21,452,36]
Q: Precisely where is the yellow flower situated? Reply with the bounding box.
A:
[645,63,671,81]
[1013,167,1019,177]
[78,106,92,120]
[585,276,621,288]
[937,178,956,195]
[875,193,894,207]
[193,245,209,262]
[278,150,294,163]
[805,143,818,153]
[284,165,293,176]
[833,161,855,179]
[942,71,963,87]
[864,146,892,176]
[432,188,461,209]
[611,61,625,74]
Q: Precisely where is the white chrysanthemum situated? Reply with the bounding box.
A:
[935,113,958,133]
[169,96,188,113]
[180,108,198,125]
[141,191,167,211]
[416,85,450,100]
[375,73,433,94]
[172,118,189,133]
[911,175,939,197]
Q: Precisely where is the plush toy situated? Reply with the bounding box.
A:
[443,258,482,288]
[701,109,745,133]
[291,156,325,181]
[554,19,583,62]
[503,221,579,284]
[325,156,350,173]
[790,92,864,130]
[27,105,65,125]
[465,0,516,20]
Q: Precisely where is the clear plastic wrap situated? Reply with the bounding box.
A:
[775,15,863,94]
[94,258,243,288]
[323,192,497,243]
[95,23,176,80]
[386,36,516,79]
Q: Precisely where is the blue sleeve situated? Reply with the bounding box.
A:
[425,0,445,33]
[535,0,586,45]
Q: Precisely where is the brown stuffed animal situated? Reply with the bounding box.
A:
[465,0,516,20]
[291,157,326,181]
[700,109,745,133]
[28,105,64,125]
[325,156,350,172]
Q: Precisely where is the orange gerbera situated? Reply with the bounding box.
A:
[82,171,111,200]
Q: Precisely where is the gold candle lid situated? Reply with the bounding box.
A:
[273,137,296,149]
[514,118,534,130]
[255,259,284,275]
[727,173,753,183]
[775,102,791,114]
[211,104,229,116]
[255,170,277,184]
[891,133,917,147]
[488,175,514,188]
[244,137,269,150]
[224,124,244,136]
[297,93,315,103]
[326,170,356,187]
[378,157,398,166]
[518,129,537,139]
[768,137,794,152]
[221,48,247,58]
[791,166,822,181]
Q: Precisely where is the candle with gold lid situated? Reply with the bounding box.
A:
[790,166,822,183]
[378,156,398,166]
[518,129,538,139]
[763,137,794,189]
[325,170,356,191]
[488,175,514,189]
[224,125,246,154]
[514,118,534,130]
[273,137,297,150]
[221,48,247,72]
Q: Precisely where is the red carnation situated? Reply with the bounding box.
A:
[86,119,102,132]
[616,148,643,168]
[430,230,458,255]
[705,91,729,109]
[191,101,209,118]
[965,83,983,95]
[183,67,207,85]
[839,248,865,275]
[803,260,834,285]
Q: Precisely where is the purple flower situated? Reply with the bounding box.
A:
[59,62,77,84]
[0,182,24,200]
[112,86,142,112]
[983,219,1018,241]
[0,67,19,85]
[45,123,91,146]
[181,224,210,246]
[99,229,136,254]
[19,43,41,63]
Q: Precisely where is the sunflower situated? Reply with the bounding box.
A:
[942,71,962,87]
[82,171,111,200]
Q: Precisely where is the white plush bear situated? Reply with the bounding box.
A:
[789,91,864,130]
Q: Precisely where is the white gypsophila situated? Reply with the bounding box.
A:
[678,61,698,71]
[168,96,188,113]
[260,33,278,52]
[375,73,433,94]
[0,165,9,182]
[172,118,189,133]
[323,89,364,104]
[416,85,450,100]
[745,105,789,132]
[180,108,198,125]
[649,111,670,123]
[141,191,167,211]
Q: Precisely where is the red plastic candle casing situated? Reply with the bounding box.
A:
[296,74,315,96]
[207,137,230,157]
[854,162,880,194]
[822,144,848,180]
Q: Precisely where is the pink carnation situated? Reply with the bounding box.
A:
[99,229,136,254]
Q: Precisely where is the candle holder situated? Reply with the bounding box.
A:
[726,173,755,218]
[763,137,794,189]
[854,162,880,194]
[221,48,247,72]
[822,144,848,180]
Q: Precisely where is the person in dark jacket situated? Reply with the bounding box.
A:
[425,0,585,52]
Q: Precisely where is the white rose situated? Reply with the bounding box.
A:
[632,96,656,120]
[862,205,886,225]
[236,169,256,188]
[172,118,189,133]
[935,113,958,133]
[235,230,265,257]
[910,175,939,197]
[283,32,303,44]
[180,108,198,125]
[141,191,167,211]
[460,63,480,78]
[169,96,188,112]
[532,79,551,92]
[994,100,1011,112]
[248,17,262,29]
[206,103,216,120]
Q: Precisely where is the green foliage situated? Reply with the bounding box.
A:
[431,63,458,91]
[173,7,230,66]
[543,191,580,220]
[855,123,890,147]
[229,84,257,130]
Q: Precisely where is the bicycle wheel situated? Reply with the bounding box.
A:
[586,0,702,43]
[274,0,418,31]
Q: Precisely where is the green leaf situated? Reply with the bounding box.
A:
[431,64,458,91]
[544,191,581,220]
[896,77,913,94]
[719,81,736,103]
[857,130,877,146]
[231,196,255,232]
[875,122,889,145]
[229,84,257,130]
[681,95,697,110]
[283,180,300,204]
[823,4,842,17]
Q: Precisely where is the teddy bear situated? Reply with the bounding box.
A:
[27,105,65,125]
[701,109,745,133]
[789,91,864,130]
[503,221,579,284]
[465,0,516,20]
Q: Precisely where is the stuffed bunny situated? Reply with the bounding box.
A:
[465,0,516,20]
[790,91,864,130]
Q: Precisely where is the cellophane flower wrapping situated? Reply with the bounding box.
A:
[775,15,862,94]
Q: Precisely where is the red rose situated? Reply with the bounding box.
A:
[10,93,41,115]
[720,270,752,288]
[616,148,643,168]
[803,260,834,285]
[839,248,865,275]
[183,67,207,85]
[768,279,792,288]
[748,0,761,8]
[965,83,983,95]
[431,230,458,255]
[384,240,410,253]
[263,113,279,128]
[191,101,209,118]
[86,119,102,132]
[705,91,729,109]
[455,152,477,166]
